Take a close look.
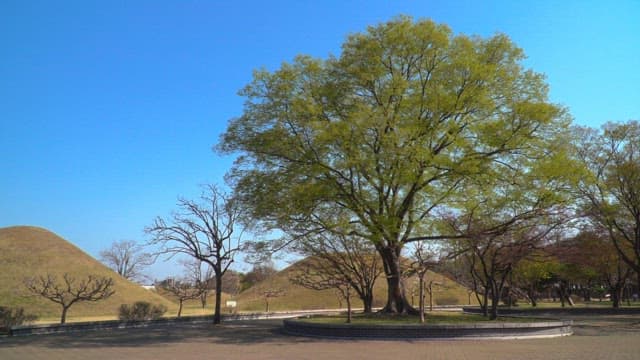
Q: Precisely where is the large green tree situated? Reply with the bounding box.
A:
[219,16,570,313]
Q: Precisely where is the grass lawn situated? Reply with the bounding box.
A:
[301,311,540,325]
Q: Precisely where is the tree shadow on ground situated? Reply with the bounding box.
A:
[0,318,435,349]
[7,314,636,349]
[569,315,640,337]
[0,320,322,349]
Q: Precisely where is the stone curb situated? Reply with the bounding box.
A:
[282,318,573,340]
[7,310,343,337]
[462,306,640,316]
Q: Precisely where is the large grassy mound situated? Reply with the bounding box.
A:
[0,226,174,322]
[234,258,477,312]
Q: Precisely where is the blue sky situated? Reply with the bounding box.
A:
[1,1,639,279]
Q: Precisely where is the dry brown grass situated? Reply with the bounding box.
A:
[233,259,478,312]
[1,226,477,324]
[0,226,175,321]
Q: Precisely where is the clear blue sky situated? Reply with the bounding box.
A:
[1,1,638,278]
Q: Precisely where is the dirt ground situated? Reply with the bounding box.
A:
[1,314,640,360]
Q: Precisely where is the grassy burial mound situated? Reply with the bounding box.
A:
[153,286,237,317]
[234,259,476,312]
[0,226,173,322]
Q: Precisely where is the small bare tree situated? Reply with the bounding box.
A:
[291,263,354,323]
[157,278,204,317]
[146,185,244,324]
[292,232,382,313]
[99,240,152,283]
[261,288,285,313]
[24,274,114,324]
[405,242,440,323]
[180,258,215,311]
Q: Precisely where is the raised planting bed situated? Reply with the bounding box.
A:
[283,313,572,339]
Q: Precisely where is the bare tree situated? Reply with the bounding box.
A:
[24,274,114,324]
[179,258,215,311]
[291,261,355,322]
[563,229,634,309]
[220,270,241,298]
[146,185,244,324]
[291,232,383,313]
[405,242,440,322]
[157,278,204,317]
[450,218,559,319]
[240,262,277,291]
[99,240,152,283]
[261,288,285,313]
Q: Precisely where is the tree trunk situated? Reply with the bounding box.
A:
[214,273,222,324]
[428,281,434,312]
[481,287,489,317]
[611,285,623,309]
[177,299,183,318]
[558,284,566,308]
[201,291,207,310]
[489,285,499,320]
[362,292,373,313]
[419,277,425,323]
[378,245,416,314]
[527,285,538,307]
[60,306,69,324]
[346,288,352,324]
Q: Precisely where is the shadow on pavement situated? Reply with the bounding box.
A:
[0,320,317,349]
[3,314,640,350]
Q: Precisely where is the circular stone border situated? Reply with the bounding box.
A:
[282,317,573,340]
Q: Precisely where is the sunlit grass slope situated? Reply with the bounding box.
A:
[234,258,477,312]
[0,226,174,322]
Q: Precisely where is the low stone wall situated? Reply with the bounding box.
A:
[8,310,340,336]
[282,318,573,339]
[462,306,640,316]
[10,315,208,336]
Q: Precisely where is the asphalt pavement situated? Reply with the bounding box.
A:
[1,315,639,360]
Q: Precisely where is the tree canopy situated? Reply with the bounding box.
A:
[219,16,572,313]
[573,121,640,275]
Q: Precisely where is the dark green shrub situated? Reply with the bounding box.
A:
[0,306,38,333]
[118,301,167,321]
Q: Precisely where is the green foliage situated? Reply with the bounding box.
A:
[220,15,569,237]
[0,306,38,333]
[118,301,167,321]
[219,16,572,311]
[572,120,640,275]
[513,257,556,285]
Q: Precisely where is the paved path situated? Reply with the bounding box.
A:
[1,315,640,360]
